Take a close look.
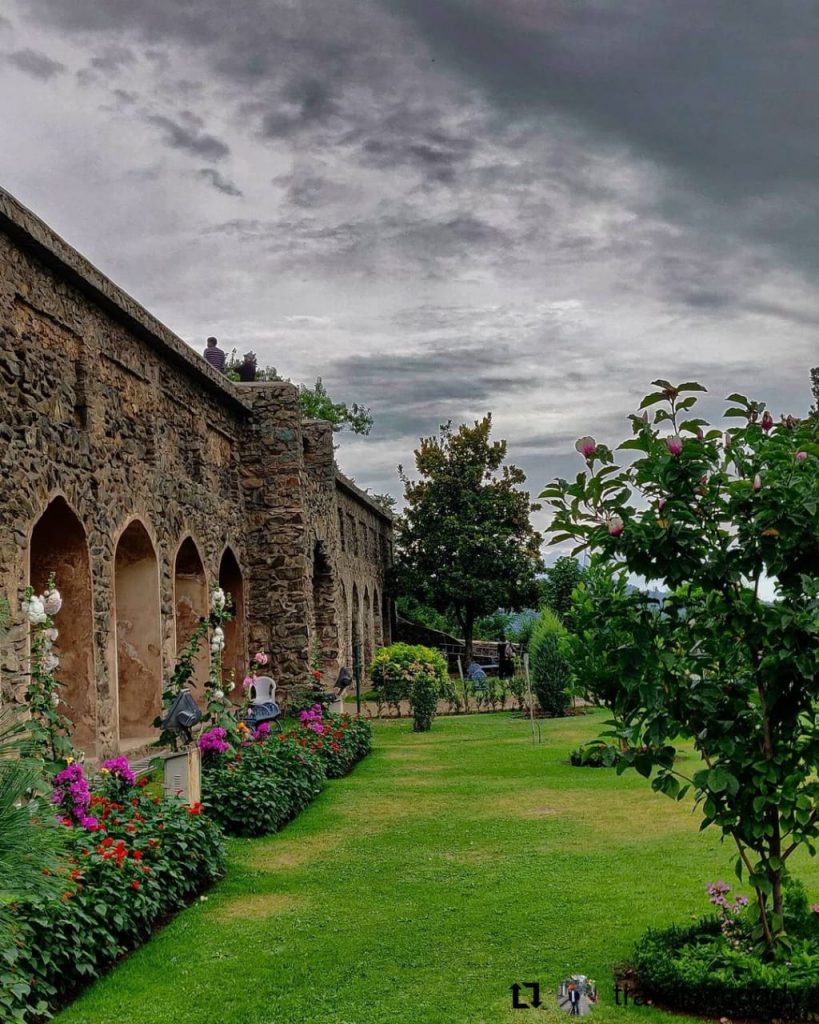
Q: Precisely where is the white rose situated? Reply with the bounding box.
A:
[46,628,59,642]
[24,596,47,625]
[211,588,226,612]
[43,590,62,616]
[50,691,60,707]
[43,654,60,673]
[214,689,224,700]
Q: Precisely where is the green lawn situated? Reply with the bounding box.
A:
[56,711,819,1024]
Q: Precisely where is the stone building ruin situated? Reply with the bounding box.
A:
[0,187,393,758]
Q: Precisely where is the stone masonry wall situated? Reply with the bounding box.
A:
[0,187,392,755]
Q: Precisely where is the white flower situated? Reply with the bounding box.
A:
[211,587,226,612]
[214,689,224,700]
[23,596,47,625]
[43,589,62,616]
[45,628,59,642]
[51,691,60,707]
[211,627,225,653]
[227,680,235,693]
[43,654,60,673]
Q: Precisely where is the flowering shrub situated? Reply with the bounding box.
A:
[198,726,231,756]
[299,703,328,735]
[286,711,372,778]
[4,763,225,1021]
[629,880,819,1020]
[21,576,74,765]
[51,762,97,830]
[201,734,325,837]
[370,643,448,730]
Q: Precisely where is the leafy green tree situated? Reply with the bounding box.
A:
[474,609,513,640]
[393,416,543,667]
[542,380,819,954]
[810,365,818,418]
[538,556,586,620]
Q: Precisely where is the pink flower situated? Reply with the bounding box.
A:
[753,474,762,492]
[761,411,774,432]
[811,904,819,914]
[253,652,268,666]
[607,515,624,537]
[795,451,807,462]
[574,436,596,459]
[657,497,666,512]
[242,675,254,690]
[665,435,683,456]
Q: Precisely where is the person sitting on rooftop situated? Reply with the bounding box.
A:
[203,336,226,373]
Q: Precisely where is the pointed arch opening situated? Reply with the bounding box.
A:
[373,586,383,649]
[174,537,208,702]
[351,582,361,674]
[115,520,162,744]
[363,587,373,675]
[219,547,245,698]
[29,497,96,754]
[312,540,338,674]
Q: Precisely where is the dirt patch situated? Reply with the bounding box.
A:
[247,832,342,871]
[218,892,307,920]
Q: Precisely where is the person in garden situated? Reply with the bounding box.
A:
[202,336,226,372]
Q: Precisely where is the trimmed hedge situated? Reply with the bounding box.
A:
[288,712,372,778]
[630,917,819,1021]
[4,778,225,1022]
[370,643,448,730]
[569,741,617,767]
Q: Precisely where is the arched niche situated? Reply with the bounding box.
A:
[174,537,208,701]
[373,586,383,648]
[381,590,392,647]
[338,581,349,672]
[29,496,96,755]
[312,540,338,673]
[351,582,361,674]
[363,587,373,674]
[115,520,162,744]
[219,547,245,696]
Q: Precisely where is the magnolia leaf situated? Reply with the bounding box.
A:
[639,392,667,409]
[725,392,750,406]
[677,382,707,393]
[650,378,674,390]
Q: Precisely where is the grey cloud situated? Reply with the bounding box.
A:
[5,47,65,79]
[261,77,339,138]
[197,168,243,196]
[145,114,229,160]
[89,44,135,72]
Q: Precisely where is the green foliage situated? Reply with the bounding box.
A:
[298,376,374,435]
[473,609,513,640]
[538,556,586,620]
[542,379,819,952]
[396,595,459,637]
[569,740,618,767]
[393,416,543,664]
[5,778,225,1021]
[630,913,819,1020]
[202,736,326,838]
[370,643,448,731]
[528,609,570,717]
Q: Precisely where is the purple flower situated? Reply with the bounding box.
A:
[52,762,92,827]
[795,451,807,462]
[198,727,230,755]
[100,756,136,786]
[253,722,271,741]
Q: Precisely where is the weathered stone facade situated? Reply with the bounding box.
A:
[0,187,392,758]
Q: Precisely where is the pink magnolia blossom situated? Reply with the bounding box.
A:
[607,515,624,537]
[665,435,683,456]
[752,474,762,492]
[761,411,774,432]
[795,451,807,462]
[574,436,597,459]
[253,652,268,666]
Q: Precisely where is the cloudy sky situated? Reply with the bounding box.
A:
[3,1,817,540]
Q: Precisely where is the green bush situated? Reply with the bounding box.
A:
[569,741,617,767]
[629,915,819,1020]
[201,735,325,837]
[370,643,448,730]
[528,609,570,716]
[5,773,226,1022]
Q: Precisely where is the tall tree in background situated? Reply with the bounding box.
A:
[539,556,586,620]
[393,416,543,666]
[810,365,818,417]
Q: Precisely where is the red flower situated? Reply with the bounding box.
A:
[138,777,149,788]
[131,880,140,890]
[188,802,203,816]
[132,849,143,861]
[70,869,82,881]
[101,837,114,848]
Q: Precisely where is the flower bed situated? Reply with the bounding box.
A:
[200,709,371,837]
[628,882,819,1021]
[4,765,225,1023]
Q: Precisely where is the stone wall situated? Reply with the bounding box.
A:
[0,187,392,757]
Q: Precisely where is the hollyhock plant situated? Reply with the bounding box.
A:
[253,651,269,666]
[43,588,62,616]
[541,379,819,955]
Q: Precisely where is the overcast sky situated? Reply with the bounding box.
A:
[3,1,817,544]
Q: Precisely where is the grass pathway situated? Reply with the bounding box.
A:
[57,712,819,1024]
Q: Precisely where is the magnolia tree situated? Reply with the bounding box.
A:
[541,381,819,954]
